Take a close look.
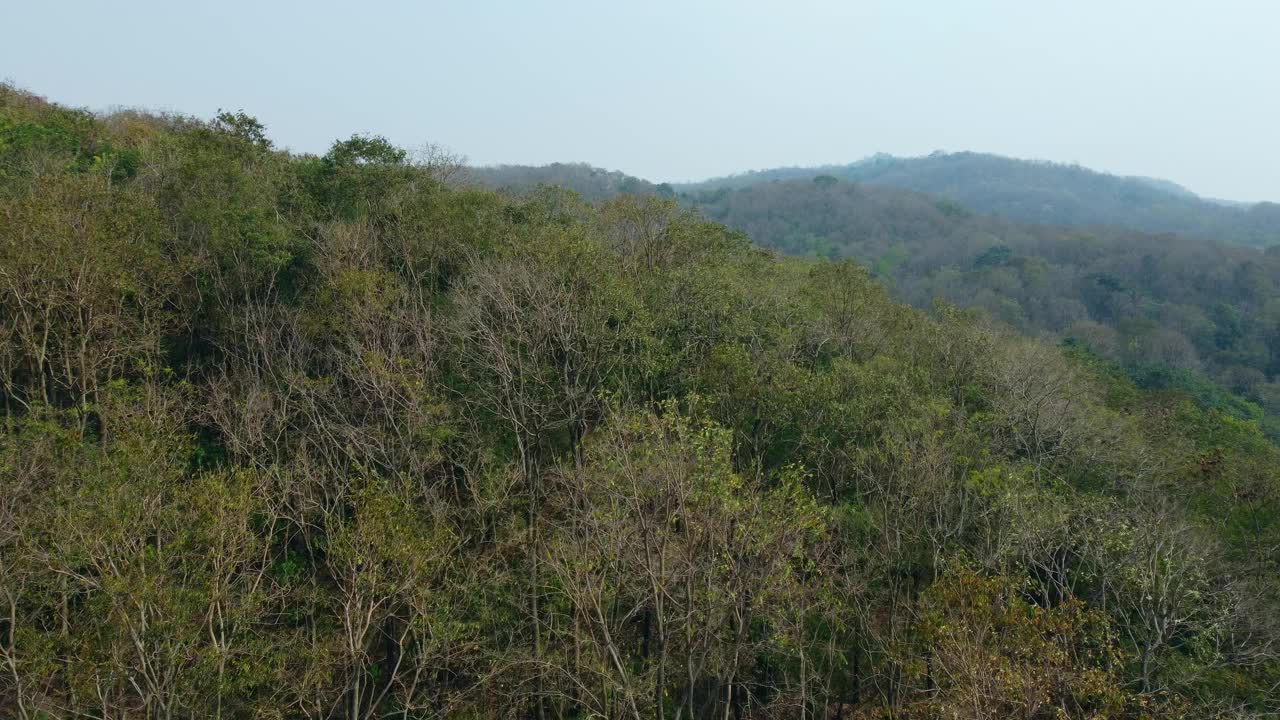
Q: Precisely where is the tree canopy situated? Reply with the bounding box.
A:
[2,84,1279,719]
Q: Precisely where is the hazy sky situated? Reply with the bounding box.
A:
[4,1,1278,201]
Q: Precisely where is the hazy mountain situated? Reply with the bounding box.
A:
[679,152,1280,247]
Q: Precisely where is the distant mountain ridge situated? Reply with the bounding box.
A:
[677,152,1279,247]
[467,162,669,201]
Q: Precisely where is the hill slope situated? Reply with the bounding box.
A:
[685,177,1280,425]
[466,161,1280,424]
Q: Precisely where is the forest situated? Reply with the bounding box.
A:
[477,163,1280,439]
[3,84,1280,719]
[681,177,1280,436]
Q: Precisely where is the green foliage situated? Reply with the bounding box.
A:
[323,133,407,166]
[682,173,1280,433]
[973,243,1013,269]
[1,86,1277,718]
[900,569,1134,719]
[1127,362,1264,423]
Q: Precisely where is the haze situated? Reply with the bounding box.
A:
[4,0,1277,202]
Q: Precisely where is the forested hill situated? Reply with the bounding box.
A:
[471,160,1280,433]
[4,84,1280,718]
[679,152,1280,247]
[685,177,1280,430]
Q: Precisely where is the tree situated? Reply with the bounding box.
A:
[546,404,828,720]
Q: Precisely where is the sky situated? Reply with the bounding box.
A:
[4,1,1278,202]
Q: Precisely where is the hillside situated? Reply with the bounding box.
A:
[465,161,1280,429]
[680,152,1280,247]
[685,177,1280,428]
[3,85,1280,718]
